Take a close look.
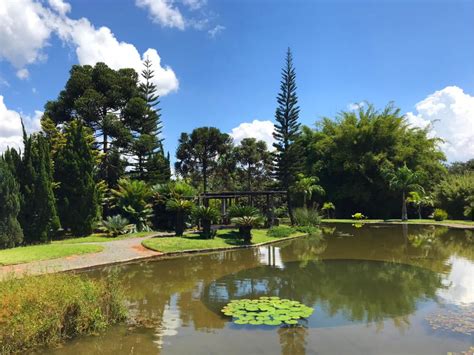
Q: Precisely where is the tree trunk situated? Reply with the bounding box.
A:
[418,206,422,219]
[175,211,184,236]
[287,190,295,225]
[402,191,408,221]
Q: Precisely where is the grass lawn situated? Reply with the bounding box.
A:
[322,218,474,226]
[53,231,159,244]
[0,244,104,266]
[142,228,306,253]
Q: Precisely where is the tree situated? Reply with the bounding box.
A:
[126,58,170,183]
[235,138,272,191]
[273,48,302,224]
[386,164,422,221]
[175,127,232,193]
[406,190,433,219]
[321,202,335,219]
[296,103,446,218]
[54,121,99,236]
[435,172,474,219]
[0,157,23,249]
[10,128,60,244]
[292,173,325,208]
[45,62,140,186]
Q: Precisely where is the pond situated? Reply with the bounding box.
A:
[42,223,474,355]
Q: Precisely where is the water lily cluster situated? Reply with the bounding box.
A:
[221,296,313,326]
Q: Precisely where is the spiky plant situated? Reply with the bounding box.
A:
[100,215,132,237]
[166,198,194,236]
[192,206,220,238]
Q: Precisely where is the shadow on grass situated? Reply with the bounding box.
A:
[180,230,250,246]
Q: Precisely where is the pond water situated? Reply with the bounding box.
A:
[42,223,474,355]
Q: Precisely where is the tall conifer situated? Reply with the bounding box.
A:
[273,48,302,223]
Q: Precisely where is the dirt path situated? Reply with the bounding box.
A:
[0,233,171,278]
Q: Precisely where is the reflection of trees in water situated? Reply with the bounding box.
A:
[204,260,443,329]
[278,326,308,355]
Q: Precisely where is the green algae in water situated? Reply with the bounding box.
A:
[220,296,313,326]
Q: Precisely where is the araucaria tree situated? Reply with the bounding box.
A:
[0,157,23,249]
[54,121,99,236]
[175,127,232,192]
[273,48,302,223]
[235,138,272,191]
[127,58,170,183]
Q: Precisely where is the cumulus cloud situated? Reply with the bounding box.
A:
[0,0,179,95]
[0,95,42,153]
[230,120,276,149]
[135,0,186,30]
[406,86,474,162]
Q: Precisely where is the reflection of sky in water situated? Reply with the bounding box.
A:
[154,293,182,348]
[258,246,284,269]
[438,257,474,306]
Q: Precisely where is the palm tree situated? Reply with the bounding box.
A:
[387,165,422,221]
[406,190,433,219]
[293,173,325,208]
[166,198,194,236]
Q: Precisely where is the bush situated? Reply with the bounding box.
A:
[192,206,220,238]
[0,272,127,353]
[267,226,295,238]
[435,172,474,219]
[293,208,321,227]
[100,215,132,237]
[229,205,260,218]
[295,225,320,235]
[351,212,366,220]
[433,208,448,221]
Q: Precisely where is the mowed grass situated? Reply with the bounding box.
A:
[142,228,306,253]
[53,231,159,244]
[322,219,474,226]
[0,244,104,266]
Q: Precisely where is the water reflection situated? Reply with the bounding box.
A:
[44,223,474,355]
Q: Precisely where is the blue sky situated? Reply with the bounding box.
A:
[1,0,473,161]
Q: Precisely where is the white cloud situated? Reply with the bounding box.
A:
[16,68,29,80]
[208,25,225,38]
[0,0,179,95]
[0,95,42,153]
[406,86,474,162]
[135,0,186,30]
[230,120,276,149]
[48,0,71,16]
[347,101,365,111]
[181,0,207,10]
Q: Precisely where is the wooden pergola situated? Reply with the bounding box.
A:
[199,190,287,227]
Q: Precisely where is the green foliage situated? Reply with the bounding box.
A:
[293,208,321,226]
[464,196,474,221]
[295,225,320,235]
[220,297,313,326]
[175,127,232,192]
[321,202,335,218]
[112,179,153,231]
[228,205,260,218]
[0,158,23,249]
[234,138,273,191]
[296,103,446,218]
[54,121,99,236]
[352,212,366,220]
[433,208,448,221]
[435,172,474,219]
[267,226,295,238]
[10,129,60,244]
[406,190,433,219]
[100,215,132,237]
[192,205,220,238]
[0,272,127,353]
[292,173,325,207]
[273,48,302,223]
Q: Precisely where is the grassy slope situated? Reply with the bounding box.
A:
[53,231,158,244]
[142,229,306,253]
[322,219,474,226]
[0,244,104,266]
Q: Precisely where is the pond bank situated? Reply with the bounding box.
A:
[322,219,474,230]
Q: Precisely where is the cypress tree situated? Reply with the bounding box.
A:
[273,48,302,224]
[14,126,60,244]
[0,157,23,249]
[55,121,99,236]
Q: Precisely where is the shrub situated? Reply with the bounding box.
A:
[293,208,321,227]
[435,172,474,219]
[433,208,448,221]
[192,206,220,238]
[100,215,132,237]
[267,226,295,238]
[0,272,127,353]
[166,198,194,236]
[295,225,320,235]
[229,205,260,218]
[321,202,335,218]
[351,212,366,220]
[234,216,262,243]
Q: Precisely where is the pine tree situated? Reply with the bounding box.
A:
[14,126,60,244]
[273,48,302,224]
[0,157,23,249]
[127,58,170,183]
[55,121,99,236]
